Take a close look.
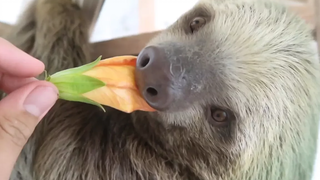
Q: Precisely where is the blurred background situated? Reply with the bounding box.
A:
[0,0,319,179]
[0,0,200,42]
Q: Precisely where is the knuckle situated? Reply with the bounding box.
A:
[0,112,35,147]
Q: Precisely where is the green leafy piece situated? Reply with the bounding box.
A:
[45,56,107,111]
[45,56,102,80]
[50,74,105,94]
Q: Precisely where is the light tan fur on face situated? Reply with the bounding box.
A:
[2,0,320,180]
[145,1,320,180]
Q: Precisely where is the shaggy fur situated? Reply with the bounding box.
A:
[2,0,320,180]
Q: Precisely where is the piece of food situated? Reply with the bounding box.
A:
[45,55,156,113]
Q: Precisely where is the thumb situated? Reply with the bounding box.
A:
[0,81,58,180]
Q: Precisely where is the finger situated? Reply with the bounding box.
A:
[0,38,45,77]
[0,81,58,180]
[0,73,38,94]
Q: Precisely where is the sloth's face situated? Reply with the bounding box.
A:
[134,0,319,148]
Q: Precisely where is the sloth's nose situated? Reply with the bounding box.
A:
[135,46,173,111]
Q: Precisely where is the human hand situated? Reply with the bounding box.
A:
[0,38,58,180]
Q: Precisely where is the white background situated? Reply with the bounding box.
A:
[0,0,319,179]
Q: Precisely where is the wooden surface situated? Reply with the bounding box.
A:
[91,30,161,58]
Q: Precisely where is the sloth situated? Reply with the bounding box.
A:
[2,0,320,180]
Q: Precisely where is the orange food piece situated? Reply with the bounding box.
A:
[82,56,156,113]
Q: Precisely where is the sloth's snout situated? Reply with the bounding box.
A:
[135,46,173,111]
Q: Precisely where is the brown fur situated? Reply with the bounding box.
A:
[2,0,320,180]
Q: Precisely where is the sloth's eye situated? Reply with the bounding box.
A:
[206,106,235,127]
[212,109,227,122]
[190,17,206,33]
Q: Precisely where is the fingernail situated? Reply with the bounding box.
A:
[23,86,58,117]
